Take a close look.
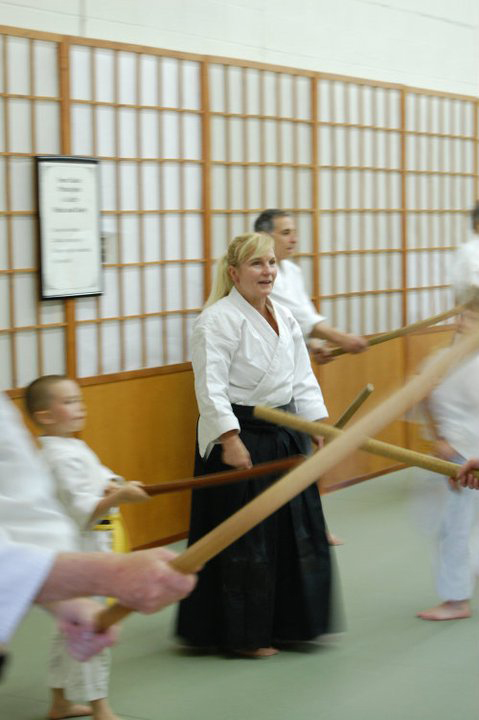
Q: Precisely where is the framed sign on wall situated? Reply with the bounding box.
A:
[36,156,103,299]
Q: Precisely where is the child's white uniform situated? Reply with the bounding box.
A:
[426,350,479,601]
[39,436,120,703]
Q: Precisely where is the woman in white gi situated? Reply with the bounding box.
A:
[177,232,334,657]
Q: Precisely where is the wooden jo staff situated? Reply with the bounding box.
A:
[143,456,303,497]
[334,384,374,429]
[254,407,479,481]
[329,304,464,358]
[95,326,479,632]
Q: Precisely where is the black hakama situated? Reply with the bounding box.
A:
[176,404,333,651]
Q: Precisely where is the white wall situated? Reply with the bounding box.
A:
[0,0,478,95]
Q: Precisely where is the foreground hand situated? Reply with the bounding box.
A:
[116,481,149,504]
[308,338,332,365]
[112,547,197,611]
[452,458,479,490]
[340,334,368,354]
[220,433,252,469]
[51,598,119,661]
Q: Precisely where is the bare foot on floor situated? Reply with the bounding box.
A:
[234,647,279,658]
[416,600,471,621]
[326,531,344,546]
[48,702,92,719]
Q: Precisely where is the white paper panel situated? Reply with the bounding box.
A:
[296,213,313,253]
[0,219,7,269]
[163,214,181,260]
[34,41,59,97]
[77,323,98,377]
[182,62,201,110]
[118,52,137,105]
[143,216,161,261]
[76,296,97,321]
[228,118,244,162]
[97,106,116,157]
[8,99,31,154]
[183,163,202,209]
[12,216,34,268]
[41,328,65,376]
[209,64,225,113]
[165,315,183,363]
[229,166,244,209]
[279,74,293,118]
[100,161,116,211]
[0,275,9,327]
[295,76,311,120]
[144,265,162,313]
[120,215,140,263]
[211,165,227,210]
[263,167,278,207]
[40,300,64,325]
[211,116,226,161]
[263,72,276,114]
[142,162,160,211]
[13,274,36,326]
[15,330,38,387]
[100,268,120,318]
[70,46,92,101]
[140,110,159,157]
[34,101,60,153]
[161,58,179,108]
[226,66,243,114]
[140,54,158,106]
[124,318,142,370]
[279,166,294,207]
[162,163,180,209]
[119,162,138,211]
[211,215,228,258]
[145,316,163,367]
[264,120,277,163]
[119,108,137,157]
[71,104,93,155]
[101,321,121,374]
[0,334,12,390]
[297,170,312,208]
[246,69,260,115]
[162,110,180,158]
[183,214,203,258]
[95,48,115,103]
[185,265,203,307]
[7,36,30,95]
[123,267,141,315]
[246,166,261,208]
[0,103,4,153]
[246,118,260,162]
[164,265,182,310]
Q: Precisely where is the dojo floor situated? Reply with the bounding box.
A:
[2,468,479,720]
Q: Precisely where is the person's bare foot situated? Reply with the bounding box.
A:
[416,600,471,621]
[48,702,91,719]
[91,698,120,720]
[326,531,343,546]
[49,689,91,719]
[234,647,279,658]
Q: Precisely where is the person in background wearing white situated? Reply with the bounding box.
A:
[254,209,368,364]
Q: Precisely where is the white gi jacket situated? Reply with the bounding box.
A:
[0,529,54,644]
[450,235,479,303]
[0,393,77,552]
[39,437,119,552]
[192,287,328,457]
[270,259,325,338]
[427,349,479,460]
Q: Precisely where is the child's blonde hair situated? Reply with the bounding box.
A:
[205,232,274,307]
[24,374,67,419]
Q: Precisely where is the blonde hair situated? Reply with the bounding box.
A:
[205,232,274,307]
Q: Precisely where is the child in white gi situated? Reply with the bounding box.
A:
[417,311,479,621]
[25,374,148,720]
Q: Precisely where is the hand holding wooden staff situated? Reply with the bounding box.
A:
[95,325,479,632]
